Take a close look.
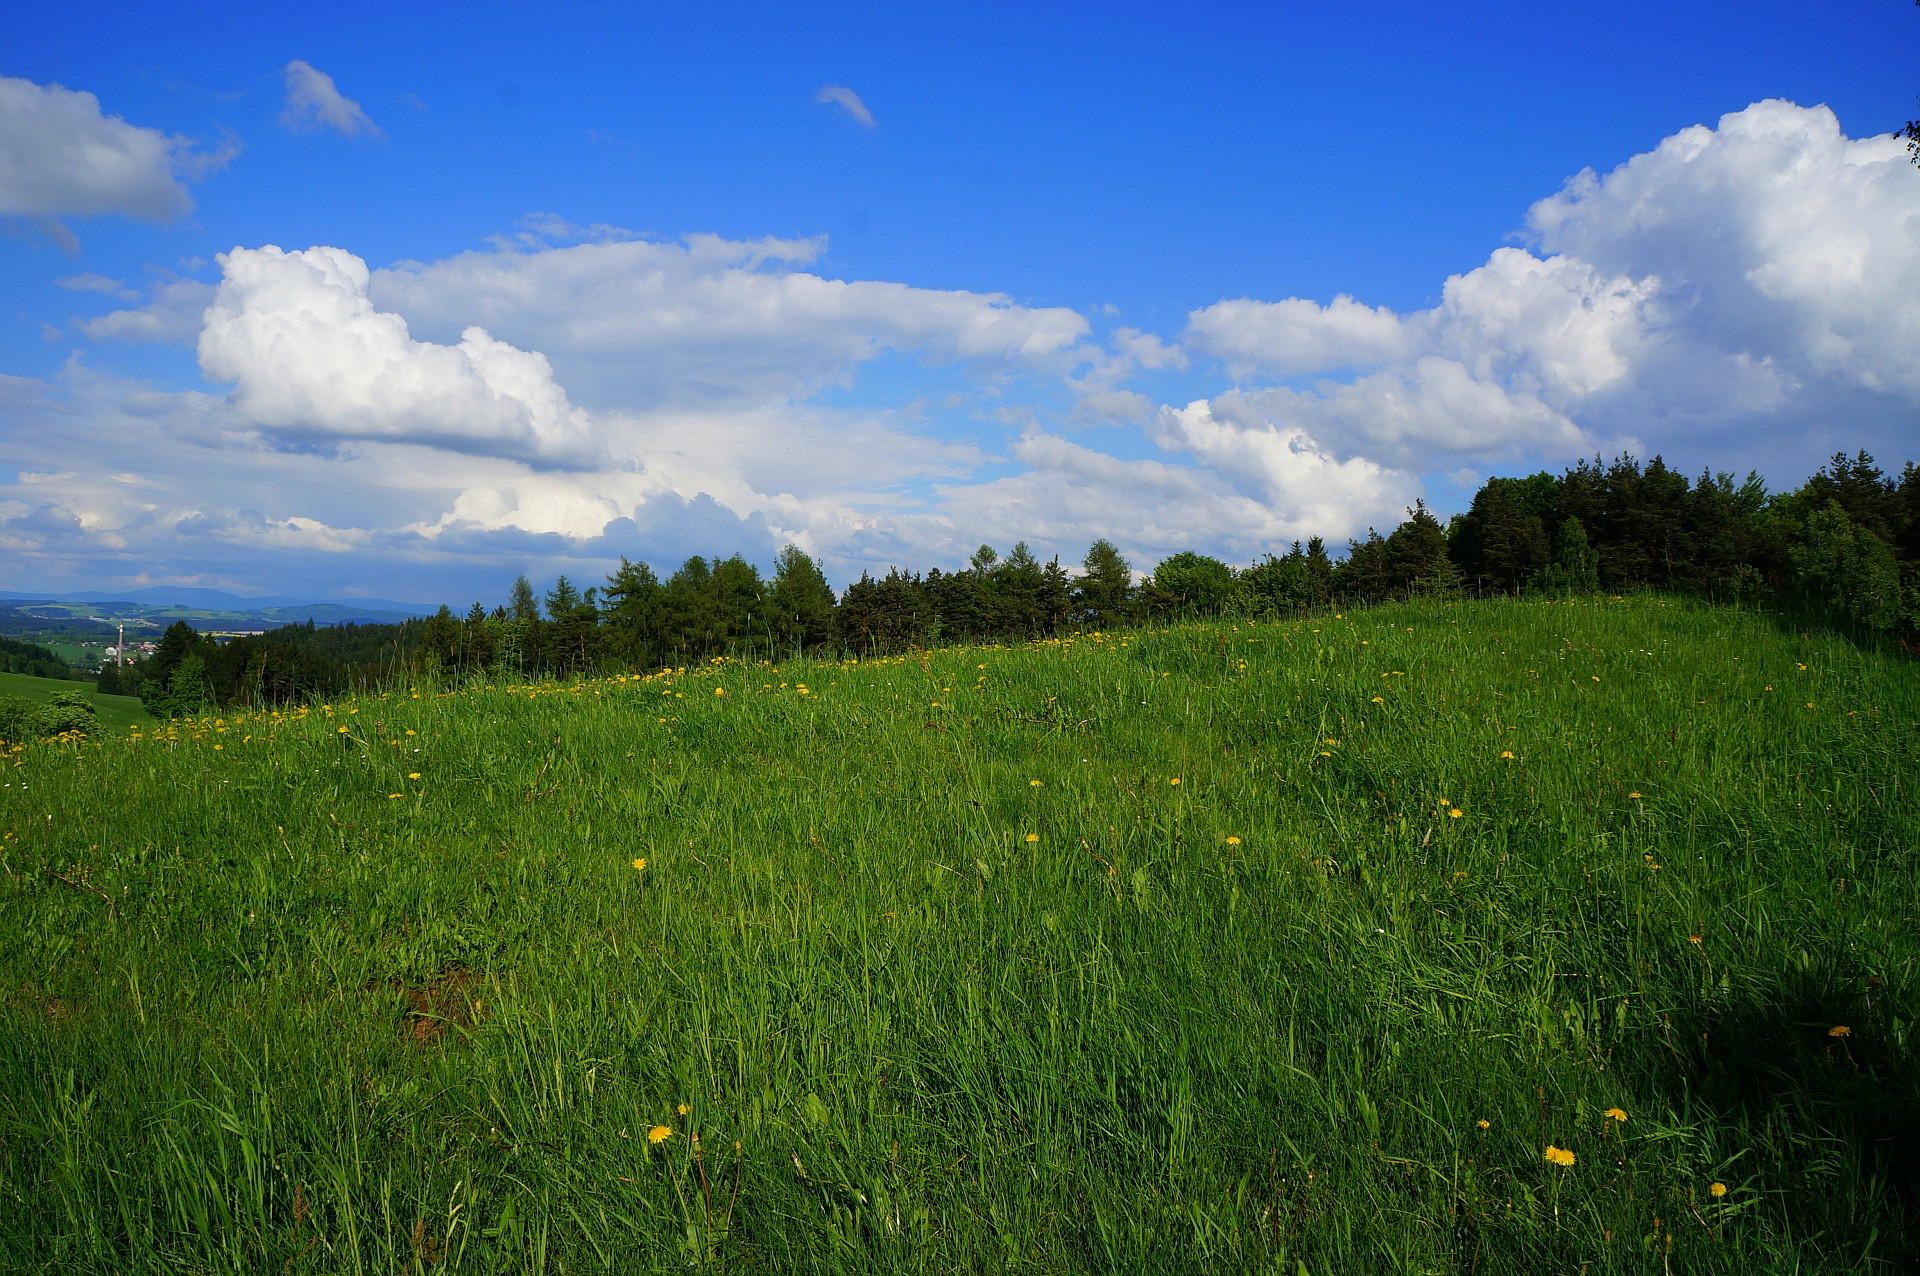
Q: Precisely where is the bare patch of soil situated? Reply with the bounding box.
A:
[379,967,484,1045]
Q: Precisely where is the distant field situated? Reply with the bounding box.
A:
[0,669,149,730]
[0,597,1914,1273]
[34,642,95,669]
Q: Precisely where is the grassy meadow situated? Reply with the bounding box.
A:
[0,670,152,733]
[1,596,1916,1273]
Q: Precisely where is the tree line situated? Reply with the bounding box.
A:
[0,635,77,681]
[124,450,1917,717]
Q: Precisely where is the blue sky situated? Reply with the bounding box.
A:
[2,2,1917,602]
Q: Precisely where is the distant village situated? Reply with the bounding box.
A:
[99,630,266,665]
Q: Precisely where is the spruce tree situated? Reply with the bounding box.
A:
[767,545,837,651]
[602,558,664,667]
[1074,539,1134,627]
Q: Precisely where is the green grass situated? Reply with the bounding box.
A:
[36,642,94,669]
[0,669,151,732]
[0,596,1915,1273]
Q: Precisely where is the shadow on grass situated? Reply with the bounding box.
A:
[1633,962,1920,1266]
[1745,594,1917,664]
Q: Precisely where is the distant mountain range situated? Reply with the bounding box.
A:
[0,587,443,627]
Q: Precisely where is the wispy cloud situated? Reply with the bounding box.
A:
[56,273,135,298]
[814,84,875,129]
[281,61,382,138]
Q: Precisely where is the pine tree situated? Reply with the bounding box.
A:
[602,558,664,667]
[140,622,204,716]
[995,542,1049,635]
[1385,501,1457,595]
[509,576,540,622]
[544,575,600,674]
[1336,531,1393,602]
[418,605,459,674]
[1304,538,1334,606]
[461,603,495,673]
[1451,481,1547,592]
[1074,539,1134,626]
[767,545,837,651]
[661,557,720,661]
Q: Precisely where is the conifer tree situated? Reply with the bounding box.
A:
[602,558,664,667]
[766,545,837,651]
[1074,539,1134,626]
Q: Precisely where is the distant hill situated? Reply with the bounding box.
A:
[0,670,150,731]
[0,586,441,614]
[0,588,443,627]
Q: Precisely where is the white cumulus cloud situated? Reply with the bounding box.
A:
[1184,100,1920,488]
[1186,294,1411,378]
[8,100,1917,600]
[198,245,591,463]
[1527,99,1920,402]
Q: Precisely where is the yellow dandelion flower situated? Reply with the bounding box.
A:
[387,793,403,800]
[1628,791,1642,799]
[1500,750,1514,758]
[1604,1108,1627,1123]
[1688,934,1703,946]
[648,1125,672,1144]
[338,726,349,734]
[408,772,421,779]
[632,858,647,872]
[1709,1182,1727,1198]
[1449,808,1463,819]
[1030,779,1043,787]
[1476,1119,1490,1130]
[714,687,725,696]
[677,1103,690,1116]
[1543,1145,1575,1167]
[1170,777,1181,786]
[1225,835,1241,846]
[1829,1025,1851,1038]
[213,743,223,750]
[1371,696,1384,703]
[1025,833,1040,843]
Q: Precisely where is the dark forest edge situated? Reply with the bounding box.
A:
[97,450,1920,719]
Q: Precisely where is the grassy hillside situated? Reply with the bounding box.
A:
[0,669,150,732]
[0,597,1914,1273]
